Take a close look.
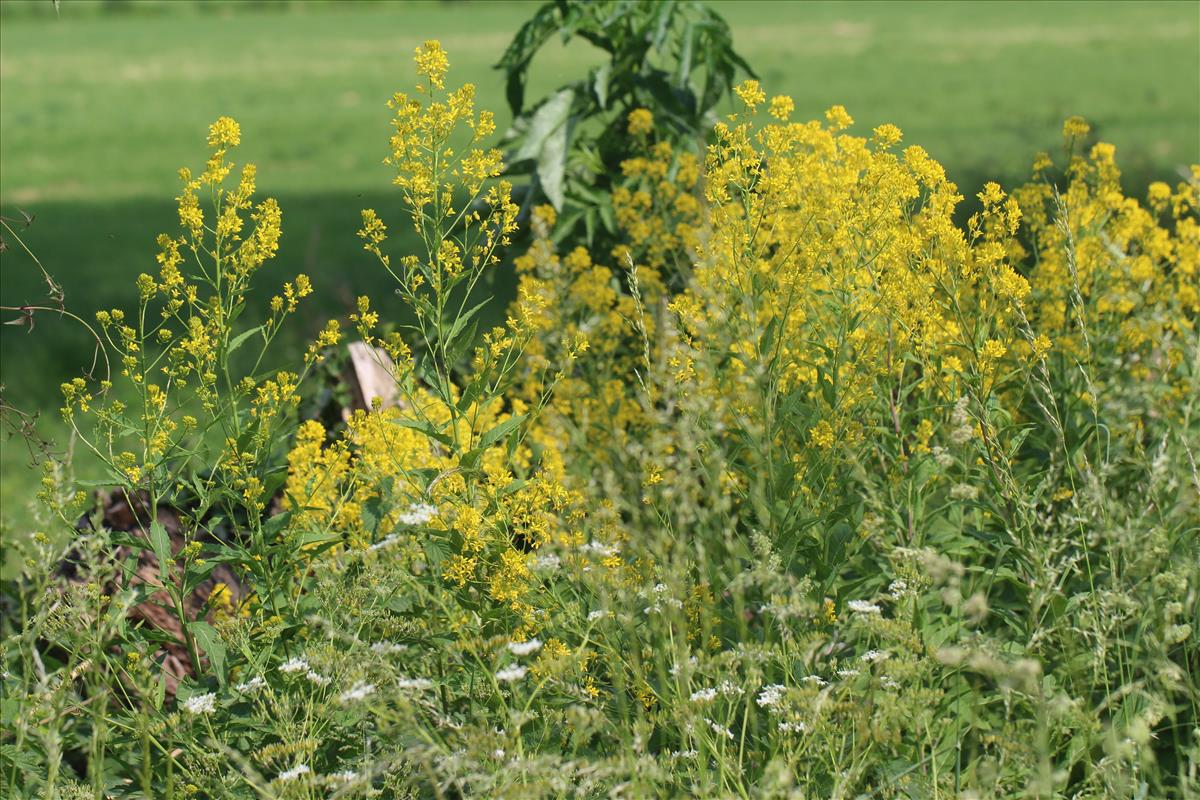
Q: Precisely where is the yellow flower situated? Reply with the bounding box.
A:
[206,116,241,148]
[442,555,477,588]
[768,95,794,121]
[1062,115,1090,140]
[981,339,1008,361]
[414,40,449,89]
[627,108,654,137]
[1031,334,1052,360]
[977,182,1006,207]
[872,123,903,149]
[734,79,766,110]
[809,420,836,450]
[824,104,854,131]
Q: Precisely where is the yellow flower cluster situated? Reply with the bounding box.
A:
[277,48,1198,652]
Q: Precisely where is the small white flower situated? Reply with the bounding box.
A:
[496,665,527,683]
[305,670,331,686]
[847,600,882,615]
[397,677,435,690]
[339,681,375,702]
[279,657,309,674]
[587,609,608,621]
[235,676,267,693]
[398,502,438,526]
[888,579,909,598]
[690,687,718,703]
[672,749,698,758]
[182,692,216,715]
[492,748,506,759]
[756,684,786,708]
[861,649,889,663]
[670,656,699,677]
[580,541,618,557]
[705,718,735,739]
[506,639,543,656]
[368,534,399,551]
[717,680,744,697]
[533,553,561,571]
[801,675,828,686]
[653,583,668,594]
[330,770,358,783]
[778,720,809,733]
[370,641,407,654]
[277,763,310,782]
[837,668,860,678]
[949,482,980,501]
[881,676,900,689]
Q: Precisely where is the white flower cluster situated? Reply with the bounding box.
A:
[397,677,435,690]
[306,670,331,687]
[756,684,786,708]
[507,639,542,656]
[339,681,375,702]
[277,656,330,686]
[846,600,882,615]
[691,681,743,703]
[182,692,216,715]
[368,534,400,551]
[279,657,310,674]
[705,718,735,740]
[669,656,699,677]
[235,676,267,693]
[532,552,561,571]
[496,665,528,683]
[277,763,310,782]
[643,591,684,614]
[950,396,974,444]
[398,502,438,526]
[579,540,619,557]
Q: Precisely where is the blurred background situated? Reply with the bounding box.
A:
[1,0,1197,535]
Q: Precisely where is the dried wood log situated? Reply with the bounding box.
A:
[345,340,403,414]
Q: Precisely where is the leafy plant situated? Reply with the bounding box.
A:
[1,8,1198,798]
[497,0,753,245]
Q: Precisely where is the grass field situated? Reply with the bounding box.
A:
[1,0,1197,534]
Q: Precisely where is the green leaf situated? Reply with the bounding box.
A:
[263,509,292,538]
[495,1,564,114]
[422,536,450,568]
[391,417,454,448]
[528,90,575,210]
[460,413,527,471]
[225,324,264,358]
[188,620,226,684]
[154,670,168,710]
[444,297,492,348]
[592,63,612,108]
[148,520,172,575]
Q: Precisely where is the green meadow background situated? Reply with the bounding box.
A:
[1,0,1197,539]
